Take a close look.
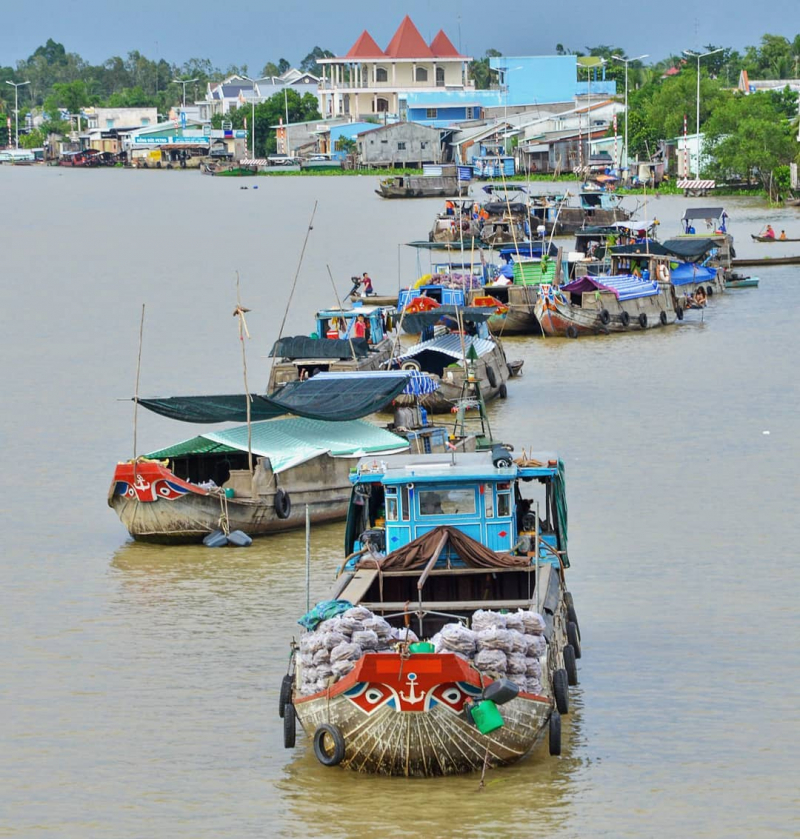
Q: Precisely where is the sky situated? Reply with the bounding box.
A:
[2,0,798,72]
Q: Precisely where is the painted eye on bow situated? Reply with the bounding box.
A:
[365,687,385,704]
[157,485,172,496]
[441,688,462,705]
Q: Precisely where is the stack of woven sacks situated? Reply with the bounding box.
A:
[298,605,418,696]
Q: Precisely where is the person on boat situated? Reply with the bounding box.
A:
[694,286,707,306]
[326,318,340,339]
[353,313,367,341]
[779,230,787,241]
[472,201,480,220]
[361,272,375,296]
[445,200,455,216]
[764,225,776,239]
[632,263,643,278]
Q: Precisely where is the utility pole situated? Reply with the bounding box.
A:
[5,80,31,149]
[683,49,723,177]
[611,54,648,172]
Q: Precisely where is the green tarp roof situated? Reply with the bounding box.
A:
[145,417,409,474]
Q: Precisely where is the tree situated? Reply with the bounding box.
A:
[260,61,281,78]
[469,49,502,90]
[300,47,333,74]
[46,80,91,114]
[20,127,45,148]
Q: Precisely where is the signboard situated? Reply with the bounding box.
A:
[180,111,187,128]
[133,136,210,145]
[100,131,116,139]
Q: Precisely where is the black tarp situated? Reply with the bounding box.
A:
[660,238,718,259]
[484,201,528,215]
[135,373,411,424]
[400,305,493,335]
[610,242,671,256]
[269,335,369,359]
[682,207,724,221]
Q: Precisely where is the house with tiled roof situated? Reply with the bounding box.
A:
[316,16,473,120]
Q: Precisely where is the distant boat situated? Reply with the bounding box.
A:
[376,164,464,199]
[751,234,800,242]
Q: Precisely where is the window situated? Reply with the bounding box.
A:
[465,107,474,120]
[105,119,115,129]
[401,486,410,521]
[483,485,494,517]
[497,492,511,517]
[376,98,389,113]
[140,117,150,126]
[419,489,476,517]
[386,497,398,522]
[426,108,438,119]
[415,67,428,82]
[420,142,427,149]
[397,142,406,150]
[375,67,388,82]
[436,67,445,86]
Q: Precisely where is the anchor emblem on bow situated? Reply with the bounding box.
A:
[133,474,150,491]
[399,674,424,705]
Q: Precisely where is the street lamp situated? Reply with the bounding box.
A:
[497,66,523,154]
[682,48,723,177]
[171,77,199,108]
[5,80,31,149]
[241,76,258,159]
[611,54,648,170]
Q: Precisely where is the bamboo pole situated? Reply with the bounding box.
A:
[234,273,254,475]
[132,303,145,478]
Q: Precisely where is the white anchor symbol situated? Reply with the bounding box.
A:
[399,673,424,705]
[133,474,150,491]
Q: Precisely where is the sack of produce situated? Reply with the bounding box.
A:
[330,641,363,663]
[472,609,507,632]
[504,612,525,633]
[322,631,348,651]
[509,629,527,653]
[299,652,314,668]
[390,626,419,643]
[519,610,546,635]
[476,627,514,653]
[474,648,508,674]
[506,652,527,675]
[338,615,366,634]
[351,629,379,651]
[363,616,393,638]
[526,677,542,695]
[439,623,477,655]
[343,605,374,621]
[300,632,326,653]
[312,648,330,666]
[525,657,542,678]
[526,635,546,657]
[331,658,357,678]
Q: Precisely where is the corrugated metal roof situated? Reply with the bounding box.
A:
[146,418,408,474]
[396,334,497,362]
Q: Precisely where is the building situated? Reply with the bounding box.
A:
[84,107,157,131]
[316,16,473,120]
[122,120,247,167]
[356,121,445,167]
[201,70,321,118]
[738,70,800,96]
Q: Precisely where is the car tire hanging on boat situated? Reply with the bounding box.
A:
[638,313,648,329]
[564,644,579,686]
[566,325,579,339]
[313,723,346,766]
[486,366,498,388]
[659,310,668,326]
[620,311,630,328]
[676,305,684,321]
[549,710,562,756]
[599,309,611,325]
[553,668,569,714]
[498,382,508,399]
[279,674,292,718]
[275,488,292,519]
[567,621,582,659]
[283,703,296,748]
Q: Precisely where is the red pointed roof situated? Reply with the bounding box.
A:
[429,30,462,58]
[345,30,385,59]
[384,16,434,59]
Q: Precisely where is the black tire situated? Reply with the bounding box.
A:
[401,359,421,371]
[283,703,296,748]
[486,365,498,388]
[676,305,684,321]
[549,709,562,756]
[598,308,610,325]
[313,723,346,767]
[553,668,569,714]
[620,311,630,328]
[659,310,668,326]
[706,285,714,297]
[566,325,578,339]
[638,313,648,329]
[564,644,578,686]
[274,488,291,520]
[567,621,581,659]
[498,382,508,399]
[278,674,292,718]
[566,600,580,641]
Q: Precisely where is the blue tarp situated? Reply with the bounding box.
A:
[669,262,717,286]
[561,274,660,300]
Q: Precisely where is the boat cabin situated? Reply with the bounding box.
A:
[314,305,389,345]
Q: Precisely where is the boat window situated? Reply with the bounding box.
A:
[483,484,494,517]
[419,488,476,517]
[386,496,398,522]
[497,492,511,517]
[401,486,410,521]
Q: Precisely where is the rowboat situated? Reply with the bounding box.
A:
[751,235,800,242]
[281,447,581,775]
[725,276,759,289]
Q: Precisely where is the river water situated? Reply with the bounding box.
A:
[1,166,798,838]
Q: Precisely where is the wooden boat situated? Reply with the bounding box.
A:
[108,417,408,543]
[376,166,462,199]
[201,162,258,176]
[751,234,800,242]
[268,305,394,392]
[725,276,759,288]
[731,255,800,267]
[429,197,529,247]
[282,448,581,776]
[549,191,632,235]
[534,253,679,338]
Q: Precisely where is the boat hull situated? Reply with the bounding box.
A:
[293,652,552,777]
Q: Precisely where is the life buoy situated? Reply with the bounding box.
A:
[656,263,670,282]
[486,366,498,388]
[638,313,648,329]
[598,309,611,325]
[313,723,346,766]
[620,311,630,328]
[401,359,421,371]
[274,488,291,519]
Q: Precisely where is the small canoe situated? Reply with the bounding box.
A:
[732,255,800,267]
[751,234,800,242]
[725,277,759,289]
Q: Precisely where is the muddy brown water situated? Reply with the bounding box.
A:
[1,166,798,838]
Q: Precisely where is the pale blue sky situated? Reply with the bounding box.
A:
[2,0,797,71]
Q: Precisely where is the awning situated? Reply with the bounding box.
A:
[400,306,493,334]
[669,263,717,286]
[270,335,370,359]
[561,275,660,300]
[661,238,719,259]
[682,207,725,221]
[145,417,409,474]
[395,333,497,363]
[135,371,413,424]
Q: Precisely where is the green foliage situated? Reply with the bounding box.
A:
[19,127,45,148]
[469,49,502,90]
[299,47,333,74]
[0,114,8,146]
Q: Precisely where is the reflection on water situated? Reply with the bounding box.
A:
[1,167,799,838]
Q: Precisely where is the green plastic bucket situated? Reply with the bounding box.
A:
[470,699,505,735]
[409,642,435,654]
[224,487,236,499]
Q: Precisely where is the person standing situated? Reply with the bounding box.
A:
[353,313,367,340]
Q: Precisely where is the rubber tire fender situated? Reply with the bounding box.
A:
[638,312,648,329]
[567,621,582,659]
[283,703,296,748]
[313,723,346,767]
[659,310,668,326]
[565,598,580,641]
[566,325,579,339]
[275,488,292,520]
[498,382,508,399]
[486,365,498,389]
[676,305,684,321]
[279,674,292,718]
[549,709,562,756]
[401,359,421,372]
[564,644,578,686]
[598,308,611,325]
[706,285,714,297]
[619,310,630,328]
[553,668,569,714]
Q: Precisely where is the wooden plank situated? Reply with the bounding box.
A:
[361,599,534,612]
[338,568,380,604]
[370,566,531,578]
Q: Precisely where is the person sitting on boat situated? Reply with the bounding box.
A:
[694,286,707,306]
[472,201,480,220]
[779,230,787,241]
[445,200,455,216]
[353,313,367,341]
[764,225,776,240]
[326,318,340,340]
[361,272,375,296]
[631,263,643,278]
